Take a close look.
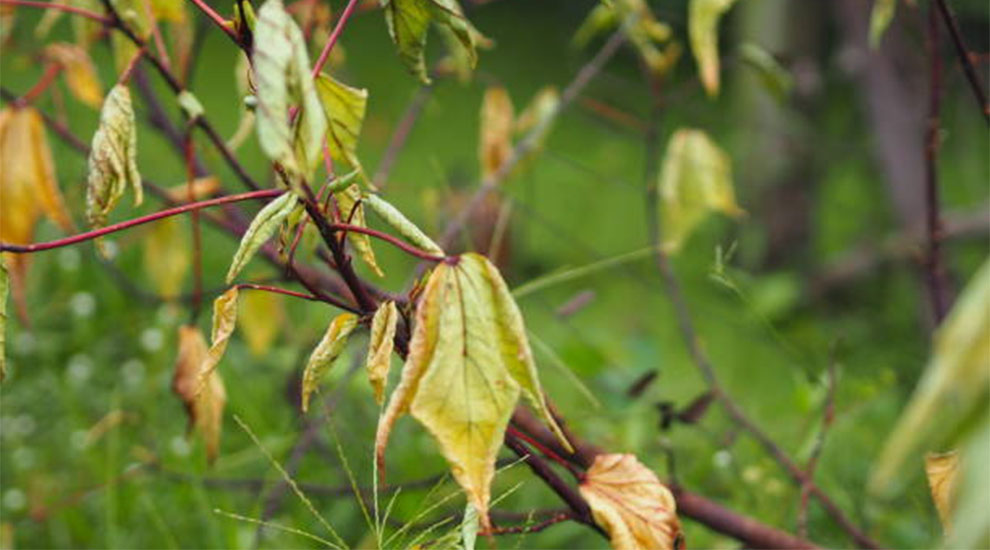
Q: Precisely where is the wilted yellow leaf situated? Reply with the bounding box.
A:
[314,74,367,170]
[301,313,358,412]
[44,43,103,109]
[574,0,679,78]
[198,287,239,383]
[335,184,384,277]
[926,450,960,533]
[657,128,742,253]
[688,0,737,97]
[366,300,398,404]
[86,85,142,230]
[579,453,683,550]
[376,253,568,529]
[143,216,189,299]
[164,177,220,203]
[172,325,227,463]
[479,87,514,181]
[239,289,284,357]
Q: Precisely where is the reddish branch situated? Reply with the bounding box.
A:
[188,0,238,42]
[328,223,446,262]
[0,0,110,23]
[932,0,989,123]
[311,0,361,78]
[923,2,951,323]
[16,63,62,106]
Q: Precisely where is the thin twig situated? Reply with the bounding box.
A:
[311,0,361,78]
[932,0,989,123]
[923,1,951,323]
[329,223,446,262]
[0,0,110,22]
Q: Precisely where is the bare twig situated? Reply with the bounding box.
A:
[923,1,951,322]
[373,85,434,189]
[932,0,989,123]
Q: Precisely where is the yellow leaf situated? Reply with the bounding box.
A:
[688,0,737,97]
[925,450,960,533]
[44,43,103,109]
[143,216,189,299]
[151,0,186,23]
[335,184,384,277]
[301,312,358,412]
[578,453,683,550]
[478,86,514,181]
[239,290,284,357]
[574,0,678,78]
[86,85,142,231]
[375,253,567,529]
[314,73,367,170]
[198,287,239,384]
[172,325,227,463]
[163,176,220,203]
[657,128,742,253]
[365,300,398,404]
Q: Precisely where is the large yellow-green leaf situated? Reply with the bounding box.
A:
[375,253,567,529]
[253,0,326,181]
[314,74,367,169]
[656,128,742,253]
[44,43,103,109]
[382,0,483,84]
[240,290,284,357]
[688,0,737,97]
[336,184,384,277]
[365,300,398,404]
[86,85,142,230]
[225,191,298,283]
[301,313,358,412]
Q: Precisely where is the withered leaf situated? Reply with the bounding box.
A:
[143,216,189,300]
[478,86,514,181]
[579,453,683,550]
[301,312,358,412]
[86,85,142,230]
[44,43,103,109]
[925,450,960,533]
[226,191,298,284]
[365,300,398,404]
[688,0,737,97]
[197,287,239,384]
[335,184,384,277]
[375,253,568,530]
[172,325,227,463]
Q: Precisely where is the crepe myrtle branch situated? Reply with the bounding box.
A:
[187,0,239,43]
[311,0,362,78]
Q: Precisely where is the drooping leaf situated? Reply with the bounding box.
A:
[198,287,239,383]
[739,43,793,102]
[86,84,142,230]
[382,0,484,83]
[688,0,737,97]
[363,193,445,255]
[239,289,284,357]
[335,184,384,277]
[0,255,8,381]
[656,128,742,253]
[574,0,679,78]
[365,300,398,404]
[578,453,683,550]
[868,0,896,48]
[314,74,367,169]
[143,216,189,299]
[925,450,960,533]
[171,325,227,463]
[375,253,567,529]
[164,176,220,202]
[44,43,103,109]
[301,312,358,412]
[253,0,327,182]
[226,191,298,283]
[478,86,514,181]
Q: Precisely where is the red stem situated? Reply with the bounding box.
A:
[0,0,111,23]
[18,63,62,105]
[0,189,283,253]
[506,425,584,481]
[234,283,322,302]
[328,223,446,262]
[187,0,238,42]
[311,0,361,78]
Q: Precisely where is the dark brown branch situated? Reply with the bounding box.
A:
[933,0,990,123]
[923,1,951,322]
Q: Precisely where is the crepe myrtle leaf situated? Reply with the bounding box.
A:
[688,0,737,97]
[382,0,484,83]
[375,253,569,530]
[363,193,445,255]
[314,74,367,170]
[86,84,142,231]
[240,289,284,357]
[336,184,384,277]
[301,313,358,412]
[226,191,298,284]
[143,216,190,300]
[365,300,399,404]
[172,325,227,463]
[579,453,684,550]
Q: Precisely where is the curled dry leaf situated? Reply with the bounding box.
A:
[365,300,398,404]
[226,191,298,284]
[86,85,142,231]
[688,0,737,97]
[172,325,227,463]
[197,287,239,385]
[44,43,103,109]
[143,216,189,300]
[363,193,444,255]
[301,313,358,412]
[657,128,742,253]
[375,253,569,530]
[925,450,960,533]
[579,453,683,550]
[383,0,484,83]
[335,184,384,277]
[479,86,514,181]
[314,74,367,170]
[239,289,284,357]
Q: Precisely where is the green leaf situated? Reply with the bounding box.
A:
[688,0,737,97]
[336,184,384,277]
[0,255,7,382]
[739,43,793,102]
[657,128,743,253]
[382,0,483,83]
[314,74,367,170]
[573,0,679,78]
[375,253,568,530]
[868,0,896,49]
[226,191,298,283]
[301,312,358,412]
[253,0,326,181]
[365,300,398,404]
[86,84,142,230]
[363,193,445,255]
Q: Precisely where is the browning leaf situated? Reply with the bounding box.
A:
[335,184,384,277]
[197,287,239,383]
[239,289,284,357]
[314,73,367,170]
[301,312,358,412]
[375,253,567,529]
[86,85,142,230]
[478,86,514,181]
[226,191,298,283]
[579,453,683,550]
[172,325,227,463]
[44,43,103,109]
[163,176,220,202]
[365,300,398,404]
[143,216,189,299]
[363,193,444,255]
[657,128,742,253]
[688,0,737,97]
[382,0,484,83]
[925,450,960,533]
